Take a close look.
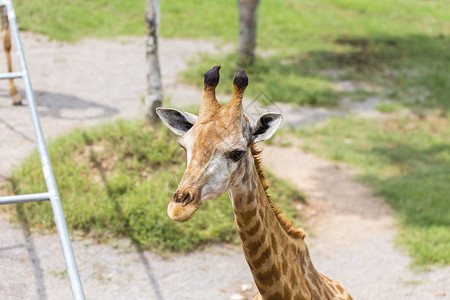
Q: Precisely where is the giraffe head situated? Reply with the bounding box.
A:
[157,66,282,222]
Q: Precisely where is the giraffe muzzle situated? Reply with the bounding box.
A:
[168,189,201,222]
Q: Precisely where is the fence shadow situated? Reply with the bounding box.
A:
[31,90,119,120]
[90,151,165,300]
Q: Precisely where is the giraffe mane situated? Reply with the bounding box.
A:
[250,145,306,240]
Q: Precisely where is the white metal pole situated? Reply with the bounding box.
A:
[4,1,85,299]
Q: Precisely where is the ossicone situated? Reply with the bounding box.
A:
[204,65,221,87]
[233,69,248,91]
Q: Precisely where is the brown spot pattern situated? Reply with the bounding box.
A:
[266,292,282,300]
[237,229,245,241]
[252,246,271,269]
[290,269,296,283]
[242,173,249,185]
[283,283,292,299]
[246,219,261,236]
[282,259,288,276]
[246,193,254,204]
[246,239,262,258]
[294,293,303,300]
[236,219,243,229]
[270,264,281,281]
[241,207,257,225]
[270,233,278,255]
[255,268,274,287]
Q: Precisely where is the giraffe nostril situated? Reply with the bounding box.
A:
[181,193,190,203]
[174,191,193,204]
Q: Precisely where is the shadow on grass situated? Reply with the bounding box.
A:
[310,34,449,111]
[89,148,165,300]
[362,142,450,228]
[360,141,450,265]
[184,34,449,110]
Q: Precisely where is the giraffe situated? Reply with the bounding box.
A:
[1,5,22,105]
[156,66,352,300]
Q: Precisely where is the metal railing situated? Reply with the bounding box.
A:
[0,1,85,299]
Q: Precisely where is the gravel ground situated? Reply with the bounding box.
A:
[0,33,448,299]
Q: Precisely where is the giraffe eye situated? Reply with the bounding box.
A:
[229,150,245,162]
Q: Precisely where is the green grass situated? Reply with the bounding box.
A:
[293,113,450,266]
[15,0,146,41]
[180,33,450,108]
[17,0,448,51]
[6,119,304,252]
[14,0,450,109]
[175,1,449,109]
[376,102,403,113]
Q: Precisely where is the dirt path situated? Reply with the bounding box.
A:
[0,33,448,299]
[263,146,449,299]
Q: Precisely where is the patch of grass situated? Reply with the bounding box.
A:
[7,119,304,252]
[15,0,146,41]
[376,102,403,113]
[293,113,450,266]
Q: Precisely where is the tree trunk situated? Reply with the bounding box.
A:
[237,0,260,67]
[145,0,162,124]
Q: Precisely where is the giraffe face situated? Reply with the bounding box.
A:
[156,67,282,222]
[159,110,251,221]
[157,107,282,222]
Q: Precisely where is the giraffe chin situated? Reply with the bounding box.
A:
[167,200,201,222]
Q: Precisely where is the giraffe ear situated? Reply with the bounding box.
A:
[250,113,282,143]
[156,108,198,136]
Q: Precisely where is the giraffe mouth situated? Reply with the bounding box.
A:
[167,190,202,222]
[167,200,201,222]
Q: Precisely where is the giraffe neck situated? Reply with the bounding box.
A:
[229,155,336,300]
